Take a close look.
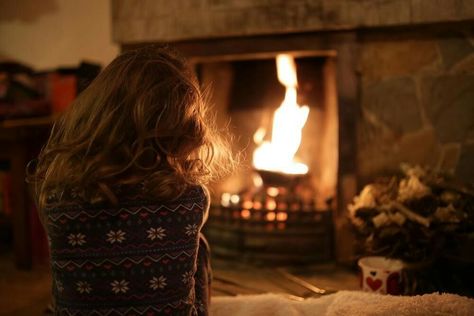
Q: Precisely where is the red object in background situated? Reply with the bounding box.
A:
[50,73,77,113]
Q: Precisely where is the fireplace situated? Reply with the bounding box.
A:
[113,0,474,264]
[123,40,347,266]
[120,33,357,262]
[191,51,338,264]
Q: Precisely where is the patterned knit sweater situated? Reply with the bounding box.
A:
[46,186,211,316]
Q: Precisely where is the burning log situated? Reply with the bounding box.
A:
[255,169,307,189]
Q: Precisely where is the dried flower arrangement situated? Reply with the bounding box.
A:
[348,164,474,264]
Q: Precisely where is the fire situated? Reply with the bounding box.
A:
[253,54,310,174]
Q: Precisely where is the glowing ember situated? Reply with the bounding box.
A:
[266,212,276,221]
[242,200,254,209]
[230,194,240,204]
[276,212,288,221]
[221,193,231,207]
[266,187,280,197]
[253,54,310,175]
[241,209,251,219]
[266,199,277,210]
[253,201,263,210]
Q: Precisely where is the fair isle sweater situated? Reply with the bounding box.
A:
[46,186,211,316]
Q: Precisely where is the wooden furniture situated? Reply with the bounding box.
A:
[0,116,52,269]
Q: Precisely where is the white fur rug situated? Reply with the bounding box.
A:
[210,291,474,316]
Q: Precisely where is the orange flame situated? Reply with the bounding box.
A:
[253,54,309,174]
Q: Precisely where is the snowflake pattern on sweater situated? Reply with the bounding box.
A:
[46,186,211,316]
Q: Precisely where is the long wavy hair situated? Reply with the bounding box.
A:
[28,46,234,210]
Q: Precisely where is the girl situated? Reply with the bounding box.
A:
[28,46,233,315]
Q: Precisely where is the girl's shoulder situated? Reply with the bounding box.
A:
[44,185,208,214]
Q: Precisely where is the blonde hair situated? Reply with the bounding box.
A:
[28,46,234,210]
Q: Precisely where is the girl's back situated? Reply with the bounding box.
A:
[47,186,209,315]
[27,46,233,316]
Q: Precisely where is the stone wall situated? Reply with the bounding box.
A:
[112,0,474,43]
[357,28,474,183]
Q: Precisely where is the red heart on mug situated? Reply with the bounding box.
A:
[366,277,382,291]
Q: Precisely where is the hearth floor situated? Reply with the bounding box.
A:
[211,258,359,298]
[0,253,358,315]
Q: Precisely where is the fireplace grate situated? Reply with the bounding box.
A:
[205,183,334,265]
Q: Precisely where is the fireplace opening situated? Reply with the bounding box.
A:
[193,51,339,264]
